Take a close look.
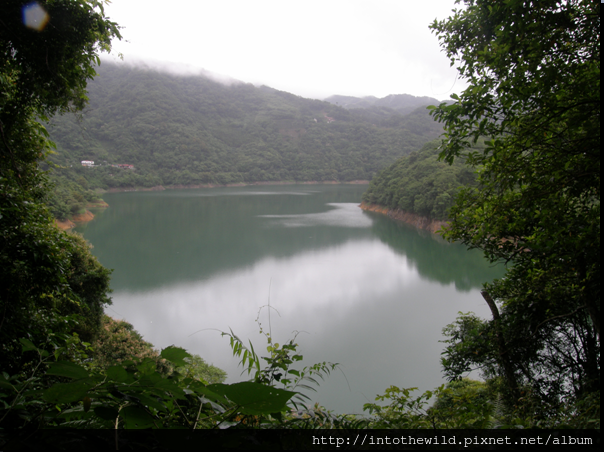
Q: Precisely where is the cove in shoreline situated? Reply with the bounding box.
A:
[57,182,370,229]
[359,201,448,234]
[54,201,109,230]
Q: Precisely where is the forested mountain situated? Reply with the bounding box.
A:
[324,93,440,115]
[45,63,443,217]
[323,93,443,130]
[362,139,479,220]
[3,0,598,434]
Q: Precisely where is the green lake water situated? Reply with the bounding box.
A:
[77,184,505,415]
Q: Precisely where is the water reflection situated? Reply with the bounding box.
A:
[260,203,373,228]
[80,185,504,414]
[365,211,506,292]
[106,239,489,415]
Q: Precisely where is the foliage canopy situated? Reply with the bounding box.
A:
[46,63,443,192]
[429,0,599,415]
[0,0,120,369]
[362,138,478,220]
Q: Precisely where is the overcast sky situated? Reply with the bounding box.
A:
[101,0,468,100]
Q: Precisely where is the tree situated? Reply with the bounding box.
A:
[0,0,121,371]
[429,0,599,417]
[180,354,227,384]
[361,138,479,220]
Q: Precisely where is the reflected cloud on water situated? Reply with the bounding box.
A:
[259,203,373,228]
[87,185,502,414]
[107,239,490,415]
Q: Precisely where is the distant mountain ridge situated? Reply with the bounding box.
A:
[324,93,441,116]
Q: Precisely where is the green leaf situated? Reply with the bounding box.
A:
[19,338,37,352]
[208,381,296,415]
[160,346,191,367]
[135,393,168,413]
[194,385,230,406]
[120,405,157,429]
[43,381,92,404]
[0,373,15,391]
[46,361,89,380]
[136,358,156,375]
[106,365,131,383]
[94,405,119,421]
[139,373,187,400]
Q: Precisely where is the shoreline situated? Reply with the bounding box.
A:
[54,201,109,231]
[359,201,449,234]
[101,180,370,193]
[58,182,370,230]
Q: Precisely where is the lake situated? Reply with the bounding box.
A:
[76,184,504,415]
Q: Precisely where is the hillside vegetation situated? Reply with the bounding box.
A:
[362,139,478,220]
[2,0,598,440]
[45,63,442,205]
[325,93,440,119]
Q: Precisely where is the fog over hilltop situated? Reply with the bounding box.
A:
[101,0,468,100]
[101,57,446,109]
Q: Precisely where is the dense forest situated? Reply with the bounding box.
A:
[45,63,443,219]
[361,139,480,220]
[429,0,600,431]
[1,0,599,443]
[325,94,438,115]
